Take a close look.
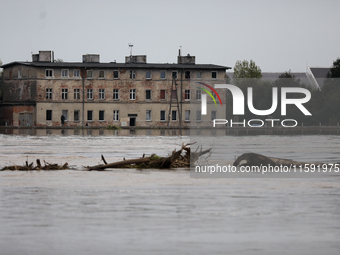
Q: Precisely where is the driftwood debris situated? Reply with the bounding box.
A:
[87,143,211,171]
[1,159,69,171]
[233,152,335,167]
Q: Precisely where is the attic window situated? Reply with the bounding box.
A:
[130,70,136,79]
[212,71,217,79]
[45,69,53,78]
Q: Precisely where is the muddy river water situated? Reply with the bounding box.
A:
[1,130,340,254]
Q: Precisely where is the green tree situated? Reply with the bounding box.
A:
[233,59,262,79]
[326,58,340,78]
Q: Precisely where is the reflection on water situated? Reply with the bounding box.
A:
[1,127,340,137]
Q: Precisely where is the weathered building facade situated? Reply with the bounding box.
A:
[0,51,230,127]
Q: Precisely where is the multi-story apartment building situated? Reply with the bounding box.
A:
[0,51,230,127]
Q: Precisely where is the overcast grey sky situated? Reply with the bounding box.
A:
[1,0,339,72]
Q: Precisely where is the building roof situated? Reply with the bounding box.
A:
[1,61,231,70]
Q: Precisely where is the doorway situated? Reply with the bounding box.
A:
[129,118,136,126]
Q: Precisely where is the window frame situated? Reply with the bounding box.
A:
[113,110,119,121]
[73,69,81,79]
[99,89,105,100]
[46,88,52,100]
[86,70,93,79]
[99,110,105,121]
[160,110,166,122]
[130,70,136,79]
[61,88,68,100]
[171,110,177,121]
[211,110,217,120]
[87,110,93,121]
[212,71,217,79]
[46,110,52,121]
[74,89,80,100]
[146,110,152,121]
[146,70,152,80]
[61,69,69,78]
[160,70,166,80]
[172,70,178,80]
[196,71,202,79]
[45,69,54,78]
[74,110,80,122]
[87,89,93,100]
[99,70,105,79]
[145,89,152,100]
[185,110,190,121]
[160,89,166,100]
[113,89,119,100]
[196,90,202,101]
[113,70,119,79]
[185,89,191,100]
[130,89,136,100]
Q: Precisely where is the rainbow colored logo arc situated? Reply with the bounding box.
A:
[196,82,223,106]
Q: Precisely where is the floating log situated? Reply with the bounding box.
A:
[1,160,69,171]
[87,143,211,171]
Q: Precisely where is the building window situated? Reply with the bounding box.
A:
[130,70,136,79]
[212,71,217,79]
[113,89,119,100]
[113,110,119,121]
[45,69,53,78]
[171,90,177,100]
[146,90,151,100]
[99,89,105,100]
[62,110,68,121]
[74,110,80,122]
[73,69,80,78]
[146,110,152,121]
[172,70,178,80]
[87,70,93,79]
[185,90,190,100]
[146,70,152,79]
[61,69,69,78]
[211,111,217,120]
[62,89,68,100]
[196,71,202,79]
[130,89,136,100]
[160,90,166,100]
[160,110,166,121]
[196,110,201,121]
[185,110,190,121]
[74,89,80,100]
[46,88,52,99]
[185,71,190,79]
[160,70,166,79]
[87,110,93,121]
[171,110,177,121]
[212,92,217,101]
[113,70,119,79]
[87,89,93,100]
[99,70,105,79]
[196,90,201,100]
[46,110,52,121]
[99,110,105,121]
[18,69,22,79]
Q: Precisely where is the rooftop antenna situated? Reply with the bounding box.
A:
[128,43,134,56]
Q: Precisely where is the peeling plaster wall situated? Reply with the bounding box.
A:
[2,61,227,127]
